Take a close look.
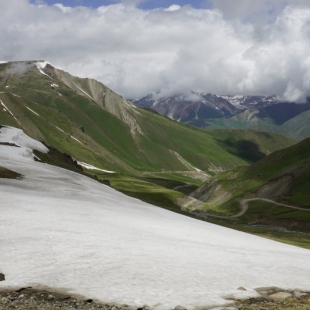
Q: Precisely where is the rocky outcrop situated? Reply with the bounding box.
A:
[50,66,143,135]
[249,173,295,199]
[0,287,309,310]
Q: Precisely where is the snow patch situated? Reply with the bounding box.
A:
[35,61,50,77]
[55,126,65,133]
[69,135,83,145]
[0,126,48,153]
[220,95,278,108]
[54,127,82,145]
[172,150,209,175]
[26,106,40,116]
[0,100,22,125]
[0,137,310,310]
[152,100,158,108]
[51,83,59,88]
[77,161,116,173]
[36,61,49,69]
[73,83,94,101]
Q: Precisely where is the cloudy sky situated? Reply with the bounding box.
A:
[1,0,310,101]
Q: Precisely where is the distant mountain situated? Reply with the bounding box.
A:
[132,93,310,139]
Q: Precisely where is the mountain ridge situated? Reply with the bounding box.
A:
[132,93,310,139]
[0,60,295,177]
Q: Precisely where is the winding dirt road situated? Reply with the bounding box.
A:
[204,198,310,219]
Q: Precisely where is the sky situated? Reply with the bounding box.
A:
[2,0,310,101]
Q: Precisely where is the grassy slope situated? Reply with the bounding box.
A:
[218,137,310,206]
[194,108,310,140]
[191,138,310,238]
[0,62,295,177]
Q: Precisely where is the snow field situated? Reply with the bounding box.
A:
[0,127,310,309]
[77,161,116,173]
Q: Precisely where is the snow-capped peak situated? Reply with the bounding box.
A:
[35,61,51,77]
[35,60,50,69]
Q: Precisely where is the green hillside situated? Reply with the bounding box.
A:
[0,61,295,176]
[179,138,310,248]
[198,108,310,140]
[1,61,309,249]
[220,137,310,205]
[187,138,310,232]
[0,60,297,218]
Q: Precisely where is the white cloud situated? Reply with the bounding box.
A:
[1,1,310,101]
[164,5,181,12]
[207,0,310,23]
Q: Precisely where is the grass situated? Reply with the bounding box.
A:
[238,226,310,250]
[240,200,310,222]
[205,137,310,214]
[104,174,185,211]
[203,216,310,250]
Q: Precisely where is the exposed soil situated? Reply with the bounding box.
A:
[0,166,22,179]
[0,287,309,310]
[0,288,138,310]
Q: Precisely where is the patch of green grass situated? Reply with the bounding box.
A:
[203,216,310,250]
[108,175,184,211]
[240,226,310,250]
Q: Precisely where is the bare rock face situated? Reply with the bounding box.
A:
[0,273,5,281]
[174,306,187,310]
[269,292,292,302]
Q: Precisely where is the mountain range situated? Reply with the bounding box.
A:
[0,60,309,249]
[0,61,294,177]
[132,93,310,139]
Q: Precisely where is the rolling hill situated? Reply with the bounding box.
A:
[185,137,310,236]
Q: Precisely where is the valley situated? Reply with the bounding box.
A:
[0,61,309,249]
